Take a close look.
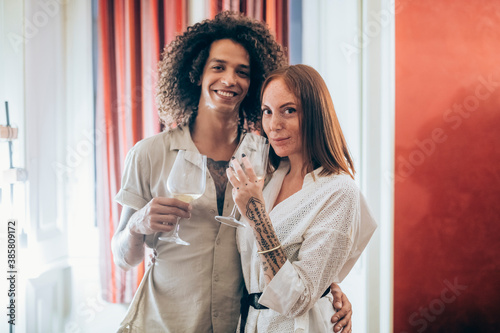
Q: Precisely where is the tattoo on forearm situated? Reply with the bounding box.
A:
[246,197,266,225]
[246,196,286,281]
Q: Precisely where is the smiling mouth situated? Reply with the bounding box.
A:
[216,90,236,98]
[272,137,289,143]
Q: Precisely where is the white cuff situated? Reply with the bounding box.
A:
[258,260,304,315]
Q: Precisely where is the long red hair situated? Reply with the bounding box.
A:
[261,64,355,178]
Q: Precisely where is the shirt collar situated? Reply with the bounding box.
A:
[303,166,325,187]
[168,126,199,152]
[169,125,248,159]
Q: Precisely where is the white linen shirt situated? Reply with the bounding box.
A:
[236,160,377,333]
[115,127,250,333]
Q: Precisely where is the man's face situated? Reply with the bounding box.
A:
[198,39,251,115]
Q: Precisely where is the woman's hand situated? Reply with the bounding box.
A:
[228,155,286,283]
[226,155,265,223]
[128,197,192,235]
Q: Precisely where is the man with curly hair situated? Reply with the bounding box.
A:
[112,12,353,333]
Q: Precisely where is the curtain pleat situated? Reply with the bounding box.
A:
[207,0,289,49]
[265,0,276,35]
[221,0,229,11]
[164,0,188,45]
[209,0,219,19]
[97,0,117,304]
[97,0,289,304]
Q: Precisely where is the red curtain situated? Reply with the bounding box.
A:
[96,0,188,303]
[96,0,289,304]
[209,0,289,53]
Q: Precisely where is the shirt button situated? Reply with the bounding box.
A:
[213,312,218,318]
[216,238,221,245]
[214,275,219,282]
[210,209,216,214]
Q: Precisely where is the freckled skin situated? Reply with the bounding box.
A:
[261,78,303,160]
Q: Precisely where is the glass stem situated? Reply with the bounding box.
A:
[172,216,181,237]
[229,205,238,218]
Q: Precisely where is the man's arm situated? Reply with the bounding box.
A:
[111,198,191,270]
[112,206,146,270]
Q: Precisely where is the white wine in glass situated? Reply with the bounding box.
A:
[215,134,269,228]
[159,150,207,245]
[172,193,203,203]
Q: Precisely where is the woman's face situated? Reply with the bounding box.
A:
[198,39,251,115]
[261,78,303,160]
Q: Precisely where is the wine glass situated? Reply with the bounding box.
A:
[158,150,207,245]
[215,134,269,228]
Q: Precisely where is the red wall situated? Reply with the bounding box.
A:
[394,1,500,332]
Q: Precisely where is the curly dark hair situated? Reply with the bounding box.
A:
[156,11,288,131]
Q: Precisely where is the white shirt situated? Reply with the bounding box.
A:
[237,160,377,333]
[115,127,250,333]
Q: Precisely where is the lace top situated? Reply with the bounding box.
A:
[207,158,230,216]
[236,160,377,332]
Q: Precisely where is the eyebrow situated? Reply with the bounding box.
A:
[262,102,296,109]
[208,58,250,69]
